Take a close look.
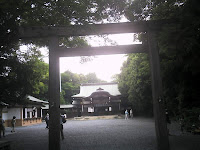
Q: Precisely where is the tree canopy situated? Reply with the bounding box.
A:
[118,0,200,129]
[0,45,49,104]
[61,71,105,104]
[118,53,152,116]
[0,0,129,104]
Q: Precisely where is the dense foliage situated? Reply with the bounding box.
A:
[0,0,129,104]
[0,45,49,104]
[118,0,200,129]
[61,71,105,104]
[118,54,152,116]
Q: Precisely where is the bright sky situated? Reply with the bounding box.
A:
[59,33,138,82]
[21,33,138,82]
[60,54,127,82]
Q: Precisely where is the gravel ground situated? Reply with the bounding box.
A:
[62,118,156,150]
[1,117,200,150]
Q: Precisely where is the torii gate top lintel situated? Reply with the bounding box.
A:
[18,19,175,38]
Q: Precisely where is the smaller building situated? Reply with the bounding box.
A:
[2,95,48,127]
[42,104,76,118]
[72,82,121,116]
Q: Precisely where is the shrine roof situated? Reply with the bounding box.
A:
[27,95,48,104]
[72,82,121,98]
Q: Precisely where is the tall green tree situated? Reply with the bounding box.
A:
[31,59,49,101]
[0,46,49,104]
[118,0,200,126]
[118,54,152,115]
[61,71,80,104]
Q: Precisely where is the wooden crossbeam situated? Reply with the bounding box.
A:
[57,44,147,57]
[18,19,175,38]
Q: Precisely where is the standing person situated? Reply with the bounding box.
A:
[130,109,133,119]
[125,109,129,120]
[60,114,65,140]
[11,116,16,132]
[44,113,49,129]
[0,115,5,138]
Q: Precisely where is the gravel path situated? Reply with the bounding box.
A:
[62,118,156,150]
[1,117,200,150]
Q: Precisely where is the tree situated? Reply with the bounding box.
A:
[119,0,200,127]
[0,0,130,103]
[61,71,80,104]
[85,73,105,83]
[61,71,105,104]
[0,46,49,104]
[118,54,152,116]
[60,90,66,105]
[31,60,49,101]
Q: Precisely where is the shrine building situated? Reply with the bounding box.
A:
[72,82,121,116]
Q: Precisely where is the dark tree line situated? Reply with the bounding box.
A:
[118,0,200,130]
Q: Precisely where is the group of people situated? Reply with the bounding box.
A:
[0,113,66,140]
[44,113,66,140]
[125,109,133,120]
[0,115,16,138]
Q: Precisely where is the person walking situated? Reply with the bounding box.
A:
[11,116,16,132]
[44,113,49,129]
[0,115,5,138]
[125,109,129,120]
[130,109,133,119]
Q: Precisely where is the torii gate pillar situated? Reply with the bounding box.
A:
[49,36,61,150]
[148,31,170,150]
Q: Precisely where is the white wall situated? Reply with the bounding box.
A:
[2,107,8,120]
[2,106,43,120]
[6,108,21,120]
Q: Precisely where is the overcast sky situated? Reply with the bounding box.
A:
[59,54,127,82]
[59,33,136,82]
[21,33,138,82]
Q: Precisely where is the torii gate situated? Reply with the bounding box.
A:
[19,19,171,150]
